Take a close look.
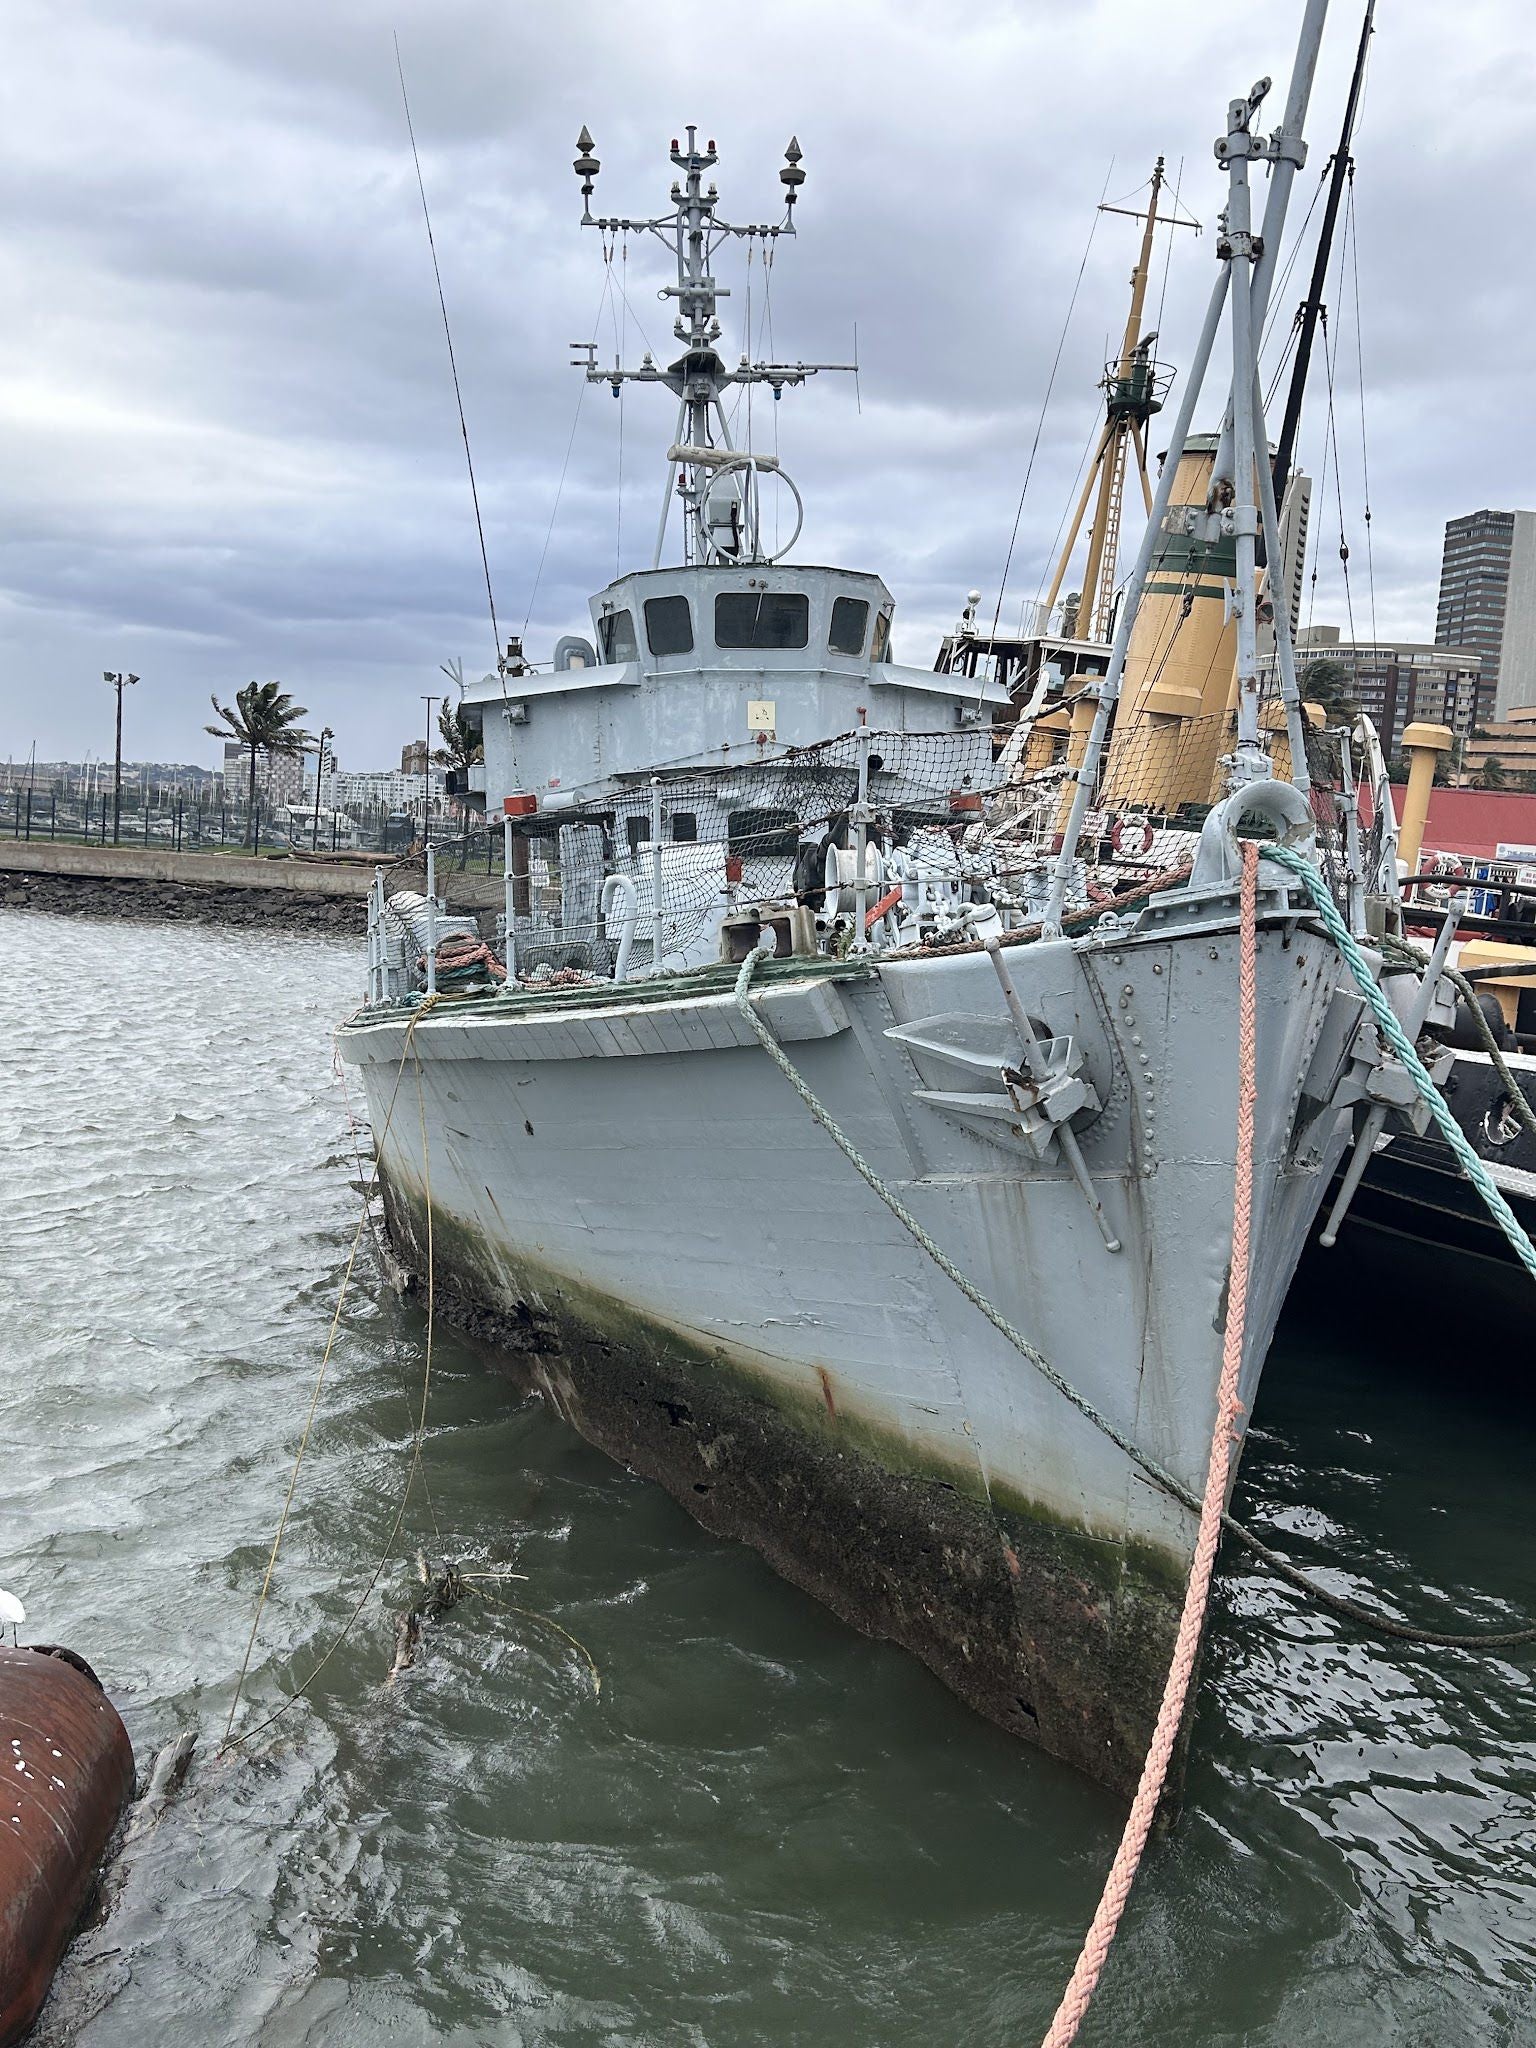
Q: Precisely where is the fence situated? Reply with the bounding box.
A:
[2,788,503,865]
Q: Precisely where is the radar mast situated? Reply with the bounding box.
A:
[570,124,854,568]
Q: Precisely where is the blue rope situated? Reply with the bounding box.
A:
[1266,843,1536,1289]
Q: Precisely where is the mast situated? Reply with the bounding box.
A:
[1270,0,1375,501]
[1037,162,1198,643]
[1042,0,1332,931]
[570,125,854,568]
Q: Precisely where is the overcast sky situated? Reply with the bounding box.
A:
[3,0,1533,771]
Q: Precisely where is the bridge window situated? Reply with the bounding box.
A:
[645,594,694,656]
[715,590,809,650]
[671,811,698,843]
[599,609,637,662]
[871,610,893,663]
[829,596,869,655]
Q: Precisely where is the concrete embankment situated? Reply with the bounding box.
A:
[0,842,503,936]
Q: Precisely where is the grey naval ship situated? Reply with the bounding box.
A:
[339,28,1434,1799]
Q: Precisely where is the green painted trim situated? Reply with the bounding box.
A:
[1142,581,1232,602]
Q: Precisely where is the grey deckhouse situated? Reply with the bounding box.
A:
[460,125,1005,811]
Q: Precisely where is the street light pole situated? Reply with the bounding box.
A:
[311,725,333,851]
[103,671,139,845]
[420,694,438,837]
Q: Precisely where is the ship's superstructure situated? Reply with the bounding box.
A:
[338,11,1453,1800]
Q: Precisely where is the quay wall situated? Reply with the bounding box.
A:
[0,842,504,935]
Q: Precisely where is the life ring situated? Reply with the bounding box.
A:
[1111,814,1155,858]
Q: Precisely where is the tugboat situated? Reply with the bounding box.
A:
[338,36,1438,1798]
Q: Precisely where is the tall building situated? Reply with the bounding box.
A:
[1460,705,1536,787]
[220,740,308,808]
[1290,626,1490,757]
[1434,508,1536,717]
[320,767,444,813]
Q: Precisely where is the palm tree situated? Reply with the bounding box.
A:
[1300,657,1357,721]
[432,698,483,775]
[1478,755,1508,791]
[206,682,314,847]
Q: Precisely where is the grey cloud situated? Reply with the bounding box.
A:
[1,0,1532,768]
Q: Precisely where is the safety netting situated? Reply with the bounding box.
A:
[372,697,1365,994]
[494,716,1279,980]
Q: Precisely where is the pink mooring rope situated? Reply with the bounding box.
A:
[1039,839,1261,2048]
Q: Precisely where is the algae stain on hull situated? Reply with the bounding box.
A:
[379,1167,1187,1799]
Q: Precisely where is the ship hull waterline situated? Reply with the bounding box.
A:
[339,894,1359,1798]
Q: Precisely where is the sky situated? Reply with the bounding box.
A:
[2,0,1533,773]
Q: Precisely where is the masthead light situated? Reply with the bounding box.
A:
[573,126,600,199]
[780,136,805,206]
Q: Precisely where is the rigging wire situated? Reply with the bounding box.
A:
[1151,156,1185,343]
[617,240,628,577]
[393,36,502,675]
[1020,408,1109,639]
[521,269,615,639]
[987,163,1114,655]
[1321,208,1359,645]
[1345,168,1378,648]
[1259,164,1327,360]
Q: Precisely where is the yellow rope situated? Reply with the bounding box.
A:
[219,1000,438,1753]
[337,1046,443,1544]
[225,992,602,1752]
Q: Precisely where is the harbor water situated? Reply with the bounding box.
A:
[3,905,1532,2046]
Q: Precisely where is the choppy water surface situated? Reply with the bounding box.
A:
[2,905,1531,2046]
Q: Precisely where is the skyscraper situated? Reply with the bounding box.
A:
[1435,508,1536,717]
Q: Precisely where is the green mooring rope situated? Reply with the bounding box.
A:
[735,942,1536,1650]
[1263,843,1536,1290]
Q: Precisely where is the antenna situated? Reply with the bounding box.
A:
[395,36,502,674]
[568,127,855,566]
